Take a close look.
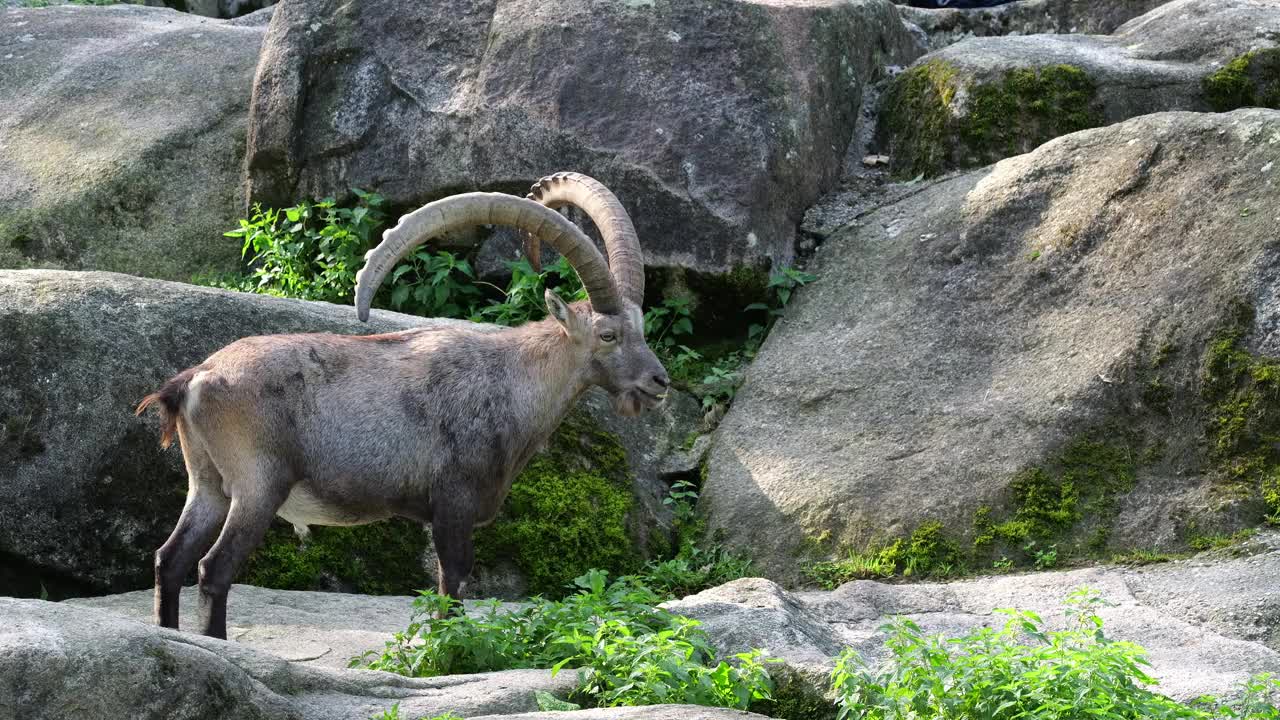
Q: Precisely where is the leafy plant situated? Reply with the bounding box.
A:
[354,570,772,710]
[1025,540,1059,569]
[831,588,1280,720]
[638,478,751,598]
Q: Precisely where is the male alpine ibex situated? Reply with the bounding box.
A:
[137,173,669,639]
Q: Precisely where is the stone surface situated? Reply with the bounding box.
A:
[702,109,1280,580]
[898,0,1171,51]
[473,708,776,720]
[0,270,696,596]
[0,597,573,720]
[668,538,1280,702]
[0,4,269,280]
[877,0,1280,177]
[244,0,922,278]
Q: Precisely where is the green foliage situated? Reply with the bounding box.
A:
[883,61,1102,179]
[1188,528,1259,552]
[637,479,752,599]
[226,190,388,305]
[242,519,431,595]
[1203,50,1280,112]
[354,570,774,711]
[1201,301,1280,520]
[1110,549,1179,566]
[649,267,816,415]
[1025,540,1059,570]
[831,588,1280,720]
[210,191,585,326]
[475,412,638,597]
[804,521,964,588]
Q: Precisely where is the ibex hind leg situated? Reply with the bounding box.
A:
[154,436,229,631]
[196,458,291,640]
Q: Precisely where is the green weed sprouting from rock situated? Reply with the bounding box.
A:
[354,570,774,711]
[831,588,1280,720]
[649,267,817,416]
[637,479,752,599]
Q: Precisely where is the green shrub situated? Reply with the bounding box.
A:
[831,588,1280,720]
[212,190,586,326]
[354,570,774,710]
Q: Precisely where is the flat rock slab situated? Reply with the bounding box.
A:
[668,535,1280,702]
[473,708,774,720]
[67,584,431,668]
[0,598,574,720]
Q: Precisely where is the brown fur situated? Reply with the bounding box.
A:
[135,366,204,449]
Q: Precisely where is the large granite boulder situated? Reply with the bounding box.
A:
[0,270,698,598]
[244,0,923,280]
[897,0,1172,51]
[0,4,270,281]
[878,0,1280,177]
[0,596,574,720]
[702,109,1280,580]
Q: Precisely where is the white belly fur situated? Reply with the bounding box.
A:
[277,485,370,531]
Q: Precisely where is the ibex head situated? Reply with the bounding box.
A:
[354,172,669,417]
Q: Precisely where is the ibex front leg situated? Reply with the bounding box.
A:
[430,497,476,616]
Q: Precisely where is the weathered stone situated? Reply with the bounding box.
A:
[668,540,1280,702]
[897,0,1171,51]
[0,4,269,281]
[244,0,922,279]
[0,270,696,597]
[0,597,573,720]
[473,708,778,720]
[703,109,1280,581]
[878,0,1280,177]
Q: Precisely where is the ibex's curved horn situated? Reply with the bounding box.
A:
[525,172,644,306]
[355,193,621,321]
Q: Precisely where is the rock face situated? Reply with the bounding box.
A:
[0,4,270,281]
[702,109,1280,580]
[667,537,1280,703]
[0,270,697,597]
[244,0,922,278]
[0,596,574,720]
[898,0,1171,51]
[878,0,1280,177]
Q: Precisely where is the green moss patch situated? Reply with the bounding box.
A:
[243,519,431,595]
[1204,49,1280,112]
[803,521,964,588]
[1201,300,1280,519]
[974,434,1138,553]
[476,411,640,596]
[882,61,1103,179]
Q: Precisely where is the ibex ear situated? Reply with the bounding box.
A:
[545,289,578,337]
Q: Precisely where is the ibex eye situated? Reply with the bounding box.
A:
[600,331,617,343]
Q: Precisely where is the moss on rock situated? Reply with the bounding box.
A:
[475,410,640,596]
[1203,49,1280,112]
[882,61,1103,179]
[242,519,431,595]
[1201,300,1280,519]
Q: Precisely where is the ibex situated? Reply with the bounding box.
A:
[137,173,669,639]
